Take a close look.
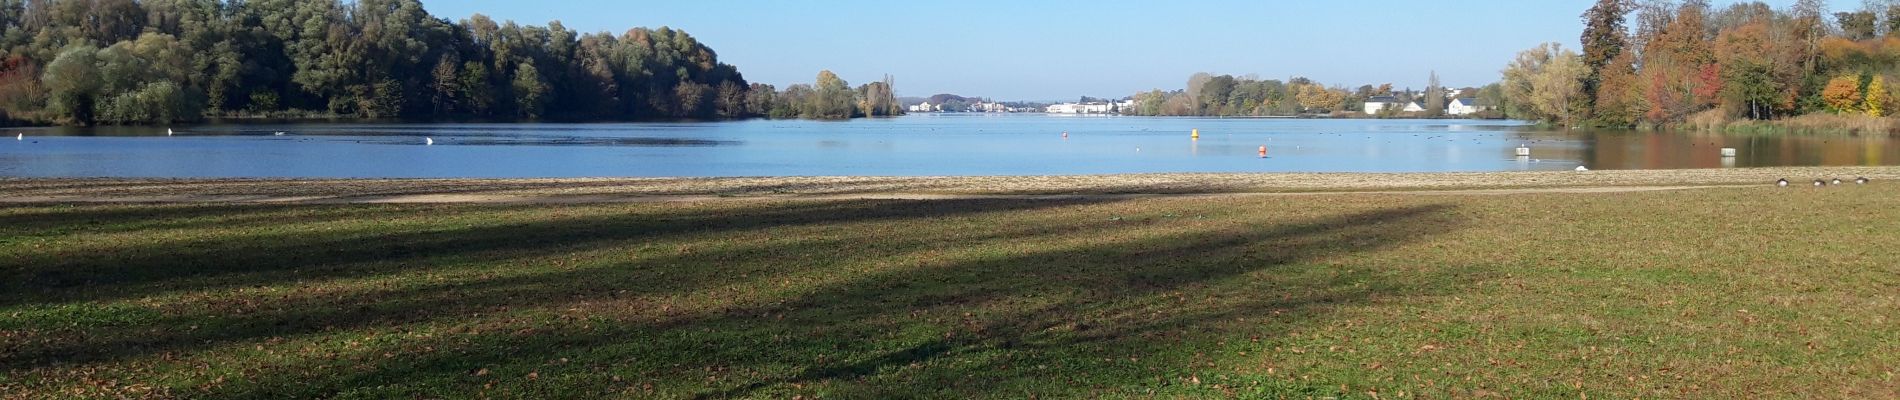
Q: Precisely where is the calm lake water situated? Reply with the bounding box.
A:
[1,114,1896,178]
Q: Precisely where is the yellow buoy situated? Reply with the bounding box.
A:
[1191,129,1199,139]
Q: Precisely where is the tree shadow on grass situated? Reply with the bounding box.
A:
[0,199,1111,369]
[2,199,1476,398]
[0,177,954,198]
[0,203,426,237]
[692,204,1467,398]
[0,199,1110,309]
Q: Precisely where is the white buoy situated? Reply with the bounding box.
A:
[425,137,434,146]
[1575,165,1589,172]
[1720,148,1737,157]
[1515,146,1531,157]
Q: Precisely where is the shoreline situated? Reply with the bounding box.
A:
[3,166,1896,203]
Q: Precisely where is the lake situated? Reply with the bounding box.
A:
[1,114,1896,178]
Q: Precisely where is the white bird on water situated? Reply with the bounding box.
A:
[166,128,173,136]
[273,131,285,136]
[425,137,434,146]
[14,133,20,141]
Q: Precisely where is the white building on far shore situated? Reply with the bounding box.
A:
[972,101,1007,112]
[1363,96,1400,114]
[1046,102,1117,114]
[1447,98,1488,115]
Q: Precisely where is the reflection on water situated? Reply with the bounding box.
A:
[0,115,1897,178]
[1561,131,1896,169]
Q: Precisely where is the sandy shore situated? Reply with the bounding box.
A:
[2,166,1895,203]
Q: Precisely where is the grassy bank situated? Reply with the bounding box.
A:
[3,185,1898,398]
[1681,111,1900,136]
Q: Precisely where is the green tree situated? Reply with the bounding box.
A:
[0,0,900,124]
[775,84,813,118]
[41,45,101,124]
[1477,83,1510,118]
[1197,74,1236,115]
[812,70,853,119]
[511,62,548,118]
[97,81,192,123]
[460,61,496,115]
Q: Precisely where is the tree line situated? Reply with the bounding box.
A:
[1500,0,1900,128]
[0,0,899,125]
[1125,74,1339,116]
[1123,72,1491,118]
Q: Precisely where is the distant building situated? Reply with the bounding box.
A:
[972,102,1008,112]
[1447,98,1487,116]
[1402,101,1426,113]
[909,102,937,113]
[1046,102,1115,114]
[1363,96,1401,114]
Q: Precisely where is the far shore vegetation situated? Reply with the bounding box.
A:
[0,0,901,126]
[1500,0,1900,136]
[1118,1,1900,136]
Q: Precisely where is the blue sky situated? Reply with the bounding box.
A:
[422,0,1863,101]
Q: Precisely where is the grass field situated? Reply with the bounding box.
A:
[3,185,1898,398]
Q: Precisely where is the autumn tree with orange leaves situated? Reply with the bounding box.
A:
[1500,0,1900,128]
